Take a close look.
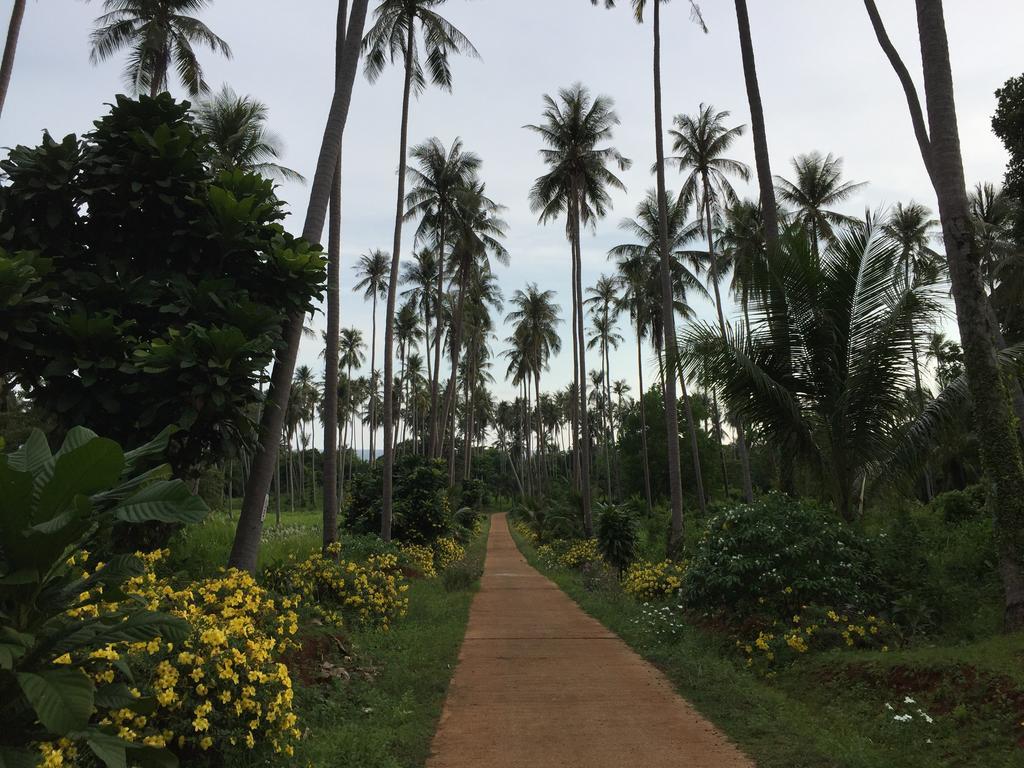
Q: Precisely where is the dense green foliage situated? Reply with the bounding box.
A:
[993,73,1024,242]
[0,94,325,476]
[596,502,638,574]
[0,427,207,767]
[347,454,451,543]
[684,494,880,617]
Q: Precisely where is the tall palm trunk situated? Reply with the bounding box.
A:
[702,171,754,502]
[652,0,685,552]
[323,161,342,549]
[534,371,546,497]
[429,228,447,458]
[380,20,415,542]
[733,0,779,245]
[229,0,370,572]
[571,245,582,492]
[571,189,594,535]
[369,292,378,464]
[636,327,653,514]
[441,259,470,483]
[866,0,1024,628]
[0,0,26,118]
[679,373,707,514]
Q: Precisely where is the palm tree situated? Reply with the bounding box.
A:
[669,104,755,502]
[526,83,629,536]
[610,189,709,515]
[0,0,26,118]
[682,223,942,521]
[733,0,780,247]
[394,299,422,453]
[292,365,319,507]
[401,249,441,393]
[338,327,367,502]
[969,182,1016,293]
[719,199,768,334]
[592,0,705,552]
[363,0,478,541]
[89,0,231,96]
[442,182,508,481]
[229,0,370,573]
[866,0,1024,628]
[404,137,483,456]
[459,266,502,480]
[193,85,304,182]
[506,283,562,495]
[774,152,866,257]
[585,277,623,498]
[352,249,391,465]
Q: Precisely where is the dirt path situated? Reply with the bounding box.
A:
[426,513,754,768]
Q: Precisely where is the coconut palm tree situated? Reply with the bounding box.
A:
[404,137,482,454]
[338,327,367,501]
[363,0,478,541]
[866,0,1024,628]
[394,299,422,453]
[591,0,706,553]
[506,283,562,495]
[400,249,441,391]
[968,182,1017,293]
[525,83,629,536]
[89,0,231,96]
[460,267,502,480]
[669,103,755,502]
[193,85,304,182]
[352,249,391,465]
[682,222,942,521]
[774,152,866,257]
[438,179,508,481]
[229,0,370,573]
[585,279,623,498]
[718,199,768,334]
[0,0,26,118]
[609,189,709,514]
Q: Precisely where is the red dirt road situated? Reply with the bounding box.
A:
[426,513,754,768]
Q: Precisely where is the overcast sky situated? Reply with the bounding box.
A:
[4,0,1022,435]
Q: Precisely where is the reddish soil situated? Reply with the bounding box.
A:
[426,513,754,768]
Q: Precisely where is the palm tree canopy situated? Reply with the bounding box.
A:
[774,151,866,244]
[339,327,367,372]
[362,0,479,93]
[89,0,231,96]
[193,85,304,183]
[667,103,750,216]
[353,249,392,301]
[525,83,631,230]
[505,283,562,378]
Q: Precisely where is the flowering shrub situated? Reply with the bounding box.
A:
[264,544,409,630]
[631,601,687,639]
[738,604,895,672]
[685,493,880,618]
[434,536,466,571]
[399,542,437,578]
[622,560,687,601]
[557,539,602,570]
[511,520,538,546]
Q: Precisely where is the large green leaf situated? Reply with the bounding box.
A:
[121,426,176,476]
[0,463,33,547]
[36,438,125,522]
[5,430,51,474]
[111,480,207,524]
[0,642,26,670]
[16,668,94,734]
[86,731,127,768]
[50,612,190,656]
[0,746,38,768]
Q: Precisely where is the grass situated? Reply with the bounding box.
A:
[508,521,1024,768]
[292,515,489,768]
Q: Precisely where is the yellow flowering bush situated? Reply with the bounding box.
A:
[738,604,896,673]
[558,538,602,570]
[622,560,687,601]
[265,544,409,630]
[511,520,538,545]
[37,550,303,765]
[434,536,465,571]
[399,542,437,578]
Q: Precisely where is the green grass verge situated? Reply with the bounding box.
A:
[508,521,1024,768]
[292,516,489,768]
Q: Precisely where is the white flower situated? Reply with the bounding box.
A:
[884,703,894,711]
[893,714,913,723]
[903,696,916,705]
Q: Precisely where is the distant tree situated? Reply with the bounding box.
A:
[353,249,392,465]
[993,73,1024,242]
[89,0,231,96]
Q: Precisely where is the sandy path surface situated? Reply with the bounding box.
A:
[426,513,754,768]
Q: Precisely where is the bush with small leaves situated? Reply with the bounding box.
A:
[596,503,639,575]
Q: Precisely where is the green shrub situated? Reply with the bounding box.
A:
[930,484,986,524]
[442,557,484,592]
[459,477,488,509]
[685,493,880,619]
[346,454,451,543]
[453,505,483,542]
[0,427,206,767]
[596,503,639,574]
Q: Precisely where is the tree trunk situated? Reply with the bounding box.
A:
[441,259,470,484]
[380,20,415,542]
[229,0,370,572]
[429,225,447,458]
[703,173,754,503]
[913,0,1024,629]
[636,327,654,515]
[652,1,685,552]
[572,189,594,536]
[0,0,26,118]
[323,141,343,551]
[734,0,779,246]
[679,373,707,515]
